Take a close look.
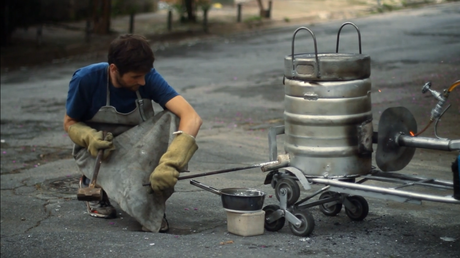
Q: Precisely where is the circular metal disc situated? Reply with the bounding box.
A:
[376,107,417,171]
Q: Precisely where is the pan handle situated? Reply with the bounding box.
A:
[190,180,222,195]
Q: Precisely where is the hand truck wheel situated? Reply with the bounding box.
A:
[345,196,369,221]
[275,177,301,206]
[318,191,342,216]
[263,205,285,232]
[288,209,315,237]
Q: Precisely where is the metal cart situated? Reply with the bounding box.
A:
[259,23,460,236]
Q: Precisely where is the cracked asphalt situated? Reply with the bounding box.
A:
[1,1,460,258]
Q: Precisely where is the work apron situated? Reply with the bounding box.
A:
[73,69,179,232]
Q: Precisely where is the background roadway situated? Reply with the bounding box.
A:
[1,1,460,257]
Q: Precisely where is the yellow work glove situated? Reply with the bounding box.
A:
[67,122,115,160]
[150,132,198,193]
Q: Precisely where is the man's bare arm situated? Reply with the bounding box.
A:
[63,114,79,132]
[164,96,202,137]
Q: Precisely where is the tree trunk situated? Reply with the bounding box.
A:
[256,0,267,17]
[183,0,196,22]
[256,0,264,10]
[92,0,111,34]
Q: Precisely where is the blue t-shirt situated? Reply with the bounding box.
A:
[66,62,178,121]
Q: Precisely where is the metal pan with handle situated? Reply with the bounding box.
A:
[190,180,265,212]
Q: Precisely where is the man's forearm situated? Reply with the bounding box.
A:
[164,96,203,137]
[177,114,202,138]
[63,114,79,132]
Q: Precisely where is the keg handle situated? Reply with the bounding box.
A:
[291,27,321,78]
[335,22,362,54]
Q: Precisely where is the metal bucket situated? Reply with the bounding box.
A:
[283,23,373,176]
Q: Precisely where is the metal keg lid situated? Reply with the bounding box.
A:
[284,23,370,81]
[284,53,370,81]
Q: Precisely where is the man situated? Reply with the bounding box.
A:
[64,34,202,232]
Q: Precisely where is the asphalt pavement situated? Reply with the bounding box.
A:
[0,0,409,70]
[1,1,460,258]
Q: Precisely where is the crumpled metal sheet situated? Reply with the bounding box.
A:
[74,111,179,232]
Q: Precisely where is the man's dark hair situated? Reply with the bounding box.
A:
[108,34,154,76]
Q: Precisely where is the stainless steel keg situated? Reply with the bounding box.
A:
[283,23,373,176]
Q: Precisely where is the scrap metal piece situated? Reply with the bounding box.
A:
[358,119,373,155]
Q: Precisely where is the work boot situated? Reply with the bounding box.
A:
[79,176,117,219]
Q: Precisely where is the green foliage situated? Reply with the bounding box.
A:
[196,0,212,10]
[382,3,395,10]
[348,0,368,5]
[244,15,263,23]
[171,3,187,16]
[374,3,402,13]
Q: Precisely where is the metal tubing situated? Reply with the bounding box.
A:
[178,162,276,180]
[260,157,289,172]
[335,22,362,54]
[291,27,320,78]
[396,134,460,151]
[296,195,340,210]
[363,176,452,190]
[268,125,285,161]
[285,210,302,227]
[279,188,288,210]
[279,189,303,227]
[434,104,451,139]
[311,178,460,204]
[265,209,284,224]
[142,161,279,185]
[370,170,452,187]
[294,185,331,207]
